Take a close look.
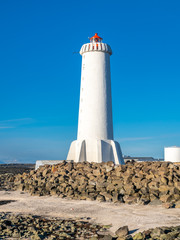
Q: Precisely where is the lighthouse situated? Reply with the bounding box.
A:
[67,33,124,164]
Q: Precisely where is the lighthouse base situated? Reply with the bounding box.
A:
[67,139,124,165]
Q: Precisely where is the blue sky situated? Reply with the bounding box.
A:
[0,0,180,163]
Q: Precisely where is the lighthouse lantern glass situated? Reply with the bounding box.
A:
[90,38,102,43]
[90,33,102,43]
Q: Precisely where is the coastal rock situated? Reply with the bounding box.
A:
[133,232,143,240]
[115,226,129,237]
[1,161,180,207]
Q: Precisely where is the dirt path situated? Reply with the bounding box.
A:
[0,191,180,234]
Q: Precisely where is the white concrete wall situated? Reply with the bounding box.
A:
[77,46,113,140]
[67,139,124,164]
[80,43,112,55]
[164,147,180,162]
[35,160,63,170]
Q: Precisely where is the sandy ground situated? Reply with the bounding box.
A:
[0,191,180,235]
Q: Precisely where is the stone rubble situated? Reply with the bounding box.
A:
[0,161,180,239]
[0,173,15,191]
[0,213,107,239]
[0,164,34,191]
[131,226,180,240]
[11,161,180,206]
[0,213,180,240]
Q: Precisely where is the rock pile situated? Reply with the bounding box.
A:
[0,213,106,239]
[13,161,180,205]
[0,213,180,240]
[0,164,34,191]
[0,173,15,191]
[131,226,180,240]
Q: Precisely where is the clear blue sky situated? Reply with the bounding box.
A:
[0,0,180,163]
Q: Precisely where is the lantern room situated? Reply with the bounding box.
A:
[90,33,103,43]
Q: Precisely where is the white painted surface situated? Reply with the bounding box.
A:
[80,42,112,56]
[78,50,113,140]
[164,146,180,162]
[67,37,124,164]
[67,139,124,164]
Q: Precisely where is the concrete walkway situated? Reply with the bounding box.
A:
[0,191,180,234]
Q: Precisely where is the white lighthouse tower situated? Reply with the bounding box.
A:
[67,33,124,164]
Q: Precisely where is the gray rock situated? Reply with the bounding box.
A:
[148,199,162,205]
[115,225,129,237]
